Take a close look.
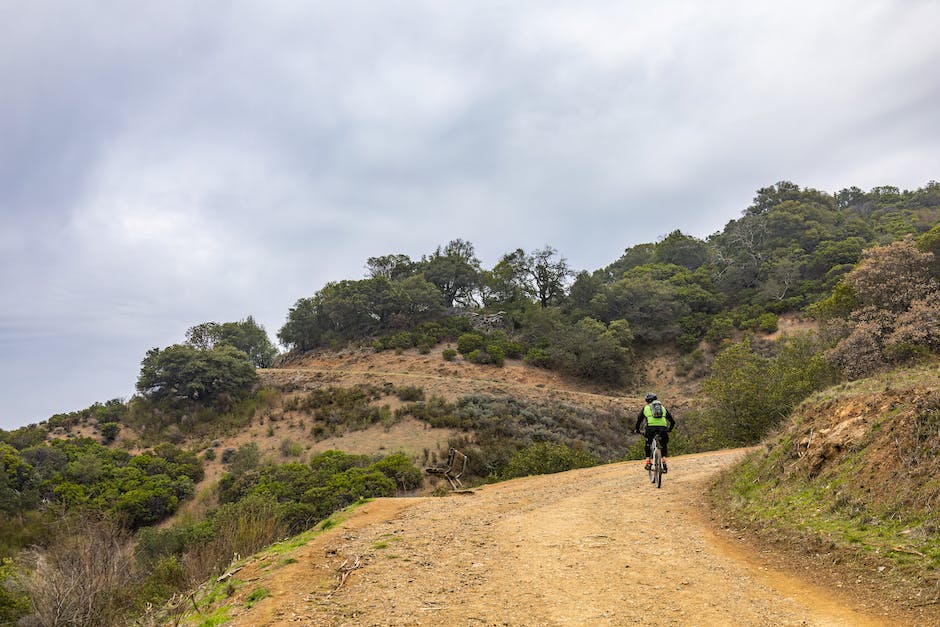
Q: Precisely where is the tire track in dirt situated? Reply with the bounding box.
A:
[227,449,898,626]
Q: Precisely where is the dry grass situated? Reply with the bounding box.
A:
[20,517,137,627]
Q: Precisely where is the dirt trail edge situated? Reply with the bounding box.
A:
[230,449,899,626]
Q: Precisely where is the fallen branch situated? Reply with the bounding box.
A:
[801,428,814,458]
[890,545,926,557]
[327,555,363,598]
[217,565,243,582]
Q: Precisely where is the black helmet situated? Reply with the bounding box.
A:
[645,393,657,403]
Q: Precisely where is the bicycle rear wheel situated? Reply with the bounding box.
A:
[648,444,656,484]
[652,447,662,488]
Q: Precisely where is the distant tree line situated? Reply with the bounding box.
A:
[276,181,940,381]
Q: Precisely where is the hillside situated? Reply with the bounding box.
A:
[712,361,940,612]
[140,358,940,626]
[264,344,702,416]
[155,345,696,519]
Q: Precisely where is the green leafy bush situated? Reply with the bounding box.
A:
[395,386,425,402]
[755,312,779,333]
[457,333,485,355]
[524,347,552,367]
[485,344,506,367]
[500,443,599,479]
[99,421,120,444]
[370,453,424,490]
[703,334,835,444]
[217,450,422,526]
[0,557,29,624]
[279,438,303,457]
[704,315,735,345]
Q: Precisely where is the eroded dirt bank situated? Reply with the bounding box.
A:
[226,449,928,626]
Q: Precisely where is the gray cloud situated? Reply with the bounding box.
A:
[2,0,940,427]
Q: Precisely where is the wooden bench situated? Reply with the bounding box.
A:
[425,447,468,490]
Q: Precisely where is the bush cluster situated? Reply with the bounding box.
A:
[0,438,203,562]
[396,394,632,481]
[216,449,422,525]
[500,443,600,480]
[371,317,475,352]
[283,385,395,438]
[702,333,836,445]
[2,448,425,626]
[520,313,634,384]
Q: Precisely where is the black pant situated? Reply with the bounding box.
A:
[644,426,669,458]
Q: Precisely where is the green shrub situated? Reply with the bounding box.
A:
[245,587,270,608]
[395,386,425,402]
[0,557,29,624]
[385,331,415,351]
[136,555,188,604]
[370,453,423,491]
[503,341,525,359]
[755,312,779,333]
[276,501,320,534]
[500,443,599,480]
[703,334,835,445]
[704,315,735,345]
[189,494,286,579]
[135,519,216,566]
[675,349,705,378]
[441,348,457,361]
[485,344,506,367]
[456,333,484,355]
[279,438,303,457]
[99,421,120,444]
[524,347,552,367]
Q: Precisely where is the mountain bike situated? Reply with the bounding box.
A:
[647,432,664,488]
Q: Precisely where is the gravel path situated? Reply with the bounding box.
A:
[229,449,894,626]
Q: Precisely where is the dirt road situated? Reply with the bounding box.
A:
[228,449,896,626]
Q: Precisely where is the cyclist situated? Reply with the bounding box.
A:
[633,393,676,473]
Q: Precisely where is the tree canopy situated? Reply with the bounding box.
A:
[136,344,259,403]
[186,316,278,368]
[275,181,940,384]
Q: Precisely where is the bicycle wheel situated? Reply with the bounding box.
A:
[652,447,662,489]
[648,441,656,484]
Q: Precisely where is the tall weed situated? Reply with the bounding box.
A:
[182,495,286,583]
[19,516,138,627]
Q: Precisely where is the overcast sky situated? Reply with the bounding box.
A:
[2,1,939,430]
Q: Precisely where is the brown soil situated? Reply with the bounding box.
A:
[265,348,634,410]
[210,449,936,626]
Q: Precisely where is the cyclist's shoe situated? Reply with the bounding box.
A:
[644,462,652,471]
[661,462,668,474]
